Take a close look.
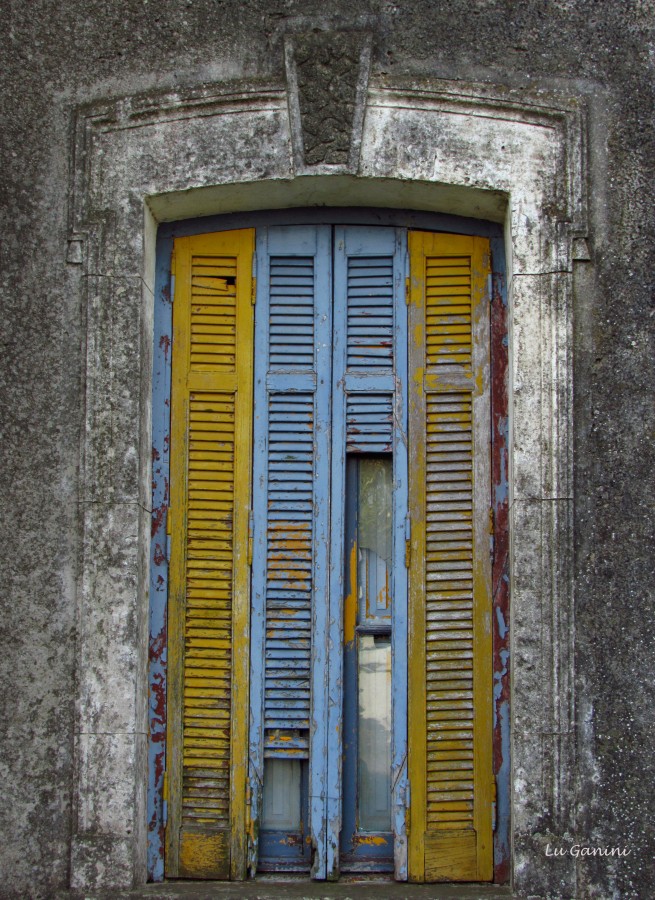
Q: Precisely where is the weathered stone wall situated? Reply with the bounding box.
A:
[1,2,653,898]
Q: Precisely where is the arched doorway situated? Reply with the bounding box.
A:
[149,211,508,883]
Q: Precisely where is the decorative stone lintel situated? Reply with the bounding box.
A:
[285,31,372,174]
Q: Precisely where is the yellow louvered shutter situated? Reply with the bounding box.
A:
[407,232,493,882]
[166,231,254,880]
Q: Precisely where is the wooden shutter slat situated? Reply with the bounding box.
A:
[268,256,315,370]
[408,232,492,883]
[346,253,394,370]
[344,248,395,456]
[262,387,314,740]
[346,393,393,453]
[166,230,254,881]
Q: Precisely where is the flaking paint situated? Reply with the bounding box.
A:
[490,236,510,883]
[147,234,174,881]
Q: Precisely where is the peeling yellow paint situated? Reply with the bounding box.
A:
[407,230,493,883]
[344,541,357,646]
[354,834,387,847]
[166,229,254,881]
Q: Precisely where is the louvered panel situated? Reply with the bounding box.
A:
[425,257,472,368]
[181,391,235,827]
[167,230,254,881]
[329,226,408,879]
[425,393,475,829]
[264,393,314,753]
[347,255,394,370]
[269,256,315,369]
[408,231,492,883]
[249,226,332,874]
[346,393,393,453]
[190,256,237,372]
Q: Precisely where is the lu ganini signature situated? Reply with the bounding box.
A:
[546,843,631,858]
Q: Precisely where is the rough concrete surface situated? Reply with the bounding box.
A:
[80,878,512,899]
[1,1,654,898]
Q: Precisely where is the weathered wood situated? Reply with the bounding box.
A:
[166,230,254,881]
[329,227,409,879]
[248,226,332,876]
[408,232,492,882]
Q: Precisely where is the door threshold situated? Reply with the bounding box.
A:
[256,872,395,882]
[78,877,513,899]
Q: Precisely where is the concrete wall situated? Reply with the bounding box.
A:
[1,2,653,898]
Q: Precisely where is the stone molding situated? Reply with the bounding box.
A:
[68,73,587,893]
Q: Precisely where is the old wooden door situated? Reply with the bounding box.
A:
[164,224,493,883]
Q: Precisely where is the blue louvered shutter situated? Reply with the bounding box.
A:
[327,226,409,879]
[344,242,395,451]
[346,391,393,453]
[249,226,332,876]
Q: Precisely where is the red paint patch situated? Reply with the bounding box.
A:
[150,627,167,665]
[153,747,165,784]
[153,542,166,567]
[152,503,166,538]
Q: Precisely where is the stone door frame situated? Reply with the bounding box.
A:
[67,61,587,892]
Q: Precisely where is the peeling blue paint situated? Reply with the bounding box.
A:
[490,234,510,883]
[494,416,509,507]
[494,699,511,868]
[147,234,173,882]
[496,606,508,641]
[493,649,510,701]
